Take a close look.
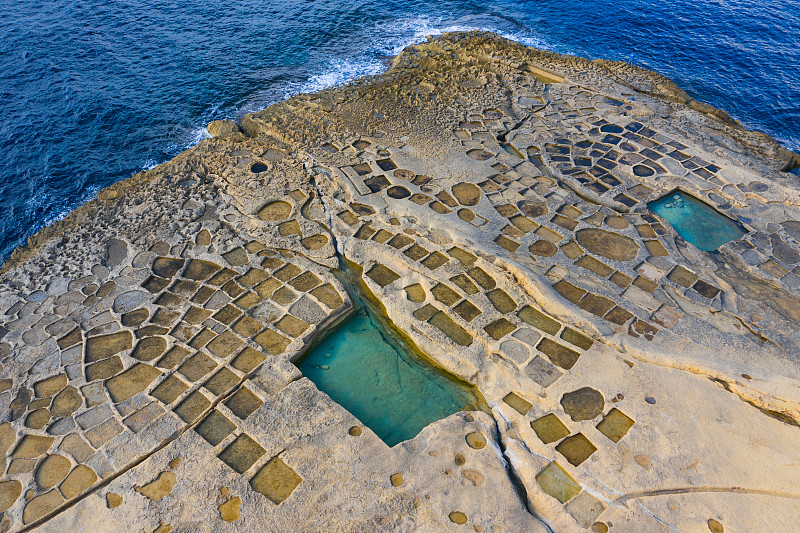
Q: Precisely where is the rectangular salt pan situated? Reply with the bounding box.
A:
[648,190,745,251]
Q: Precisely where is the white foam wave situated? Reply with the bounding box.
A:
[288,58,386,99]
[40,184,101,228]
[375,15,557,57]
[142,159,159,171]
[149,15,557,166]
[288,15,558,99]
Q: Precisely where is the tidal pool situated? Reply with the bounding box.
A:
[296,266,485,447]
[648,190,745,251]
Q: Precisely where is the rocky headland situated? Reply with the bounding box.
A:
[0,32,799,532]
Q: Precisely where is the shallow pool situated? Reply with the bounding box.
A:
[296,267,484,447]
[648,190,745,251]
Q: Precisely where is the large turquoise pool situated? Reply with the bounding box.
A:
[648,190,746,251]
[296,267,484,447]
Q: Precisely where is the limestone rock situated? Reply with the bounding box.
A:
[207,120,241,138]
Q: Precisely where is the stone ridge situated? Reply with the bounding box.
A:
[0,31,799,533]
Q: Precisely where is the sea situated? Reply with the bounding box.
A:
[1,0,798,261]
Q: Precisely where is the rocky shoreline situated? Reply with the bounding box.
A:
[0,31,799,532]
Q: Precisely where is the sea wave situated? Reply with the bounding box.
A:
[164,14,552,163]
[374,15,558,57]
[279,15,559,99]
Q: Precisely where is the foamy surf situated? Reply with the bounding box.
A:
[141,15,556,179]
[217,15,556,123]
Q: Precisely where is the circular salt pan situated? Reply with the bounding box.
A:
[575,228,639,262]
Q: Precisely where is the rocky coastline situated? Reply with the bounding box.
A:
[0,31,799,532]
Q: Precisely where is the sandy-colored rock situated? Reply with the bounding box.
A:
[60,465,97,499]
[23,490,64,524]
[207,119,241,138]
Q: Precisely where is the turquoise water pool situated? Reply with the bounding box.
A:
[649,190,745,251]
[296,268,483,447]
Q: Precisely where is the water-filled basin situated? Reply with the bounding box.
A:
[648,190,745,251]
[296,266,485,447]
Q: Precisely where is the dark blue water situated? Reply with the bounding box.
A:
[1,0,798,261]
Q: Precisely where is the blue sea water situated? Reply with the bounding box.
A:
[1,0,798,261]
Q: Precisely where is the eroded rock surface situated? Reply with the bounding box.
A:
[0,31,799,532]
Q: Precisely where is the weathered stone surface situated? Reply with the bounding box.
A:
[596,408,634,442]
[33,374,67,398]
[465,432,487,449]
[23,489,64,524]
[226,388,263,420]
[132,337,167,362]
[58,434,93,463]
[195,410,236,445]
[576,229,639,261]
[503,392,532,415]
[113,291,148,314]
[366,264,400,287]
[106,492,123,508]
[429,312,473,346]
[25,408,50,429]
[254,329,291,355]
[219,496,241,521]
[536,462,580,503]
[219,435,265,474]
[13,435,54,458]
[152,257,185,278]
[564,491,606,528]
[556,433,597,466]
[84,418,124,448]
[50,386,82,417]
[390,473,404,487]
[183,259,221,281]
[0,480,22,512]
[204,368,240,397]
[452,183,481,206]
[484,318,516,340]
[207,119,241,138]
[124,402,165,433]
[173,391,211,423]
[0,423,16,456]
[518,306,560,335]
[531,414,570,444]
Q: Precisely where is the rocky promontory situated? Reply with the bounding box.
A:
[0,32,799,532]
